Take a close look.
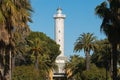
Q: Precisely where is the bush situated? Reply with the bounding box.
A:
[81,64,111,80]
[12,65,41,80]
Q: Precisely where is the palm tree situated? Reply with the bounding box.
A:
[11,31,30,75]
[0,0,32,80]
[95,1,120,79]
[28,38,43,70]
[91,39,111,68]
[74,33,97,70]
[26,32,60,79]
[65,55,85,80]
[91,39,112,80]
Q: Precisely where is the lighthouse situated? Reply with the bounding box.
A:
[53,8,67,79]
[54,8,66,57]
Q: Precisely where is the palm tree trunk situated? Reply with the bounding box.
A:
[49,70,53,80]
[112,43,117,80]
[12,55,15,72]
[85,51,90,70]
[35,55,38,70]
[9,49,12,80]
[0,71,3,80]
[110,51,113,78]
[9,32,12,80]
[0,48,4,80]
[4,47,10,80]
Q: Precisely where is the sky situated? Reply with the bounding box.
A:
[29,0,106,57]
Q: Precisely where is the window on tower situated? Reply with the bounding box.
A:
[59,30,60,33]
[59,39,60,42]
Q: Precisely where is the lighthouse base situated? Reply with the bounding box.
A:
[53,56,68,80]
[53,73,67,80]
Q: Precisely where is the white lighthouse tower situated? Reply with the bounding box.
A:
[54,8,65,56]
[53,8,67,79]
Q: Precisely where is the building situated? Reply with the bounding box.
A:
[53,8,67,80]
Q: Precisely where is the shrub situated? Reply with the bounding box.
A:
[12,65,41,80]
[81,64,111,80]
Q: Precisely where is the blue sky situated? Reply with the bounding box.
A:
[29,0,106,57]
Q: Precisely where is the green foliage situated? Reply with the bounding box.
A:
[15,31,60,66]
[74,33,97,70]
[12,65,41,80]
[74,32,97,52]
[91,39,111,69]
[65,55,85,80]
[25,31,60,66]
[66,55,112,80]
[81,64,111,80]
[12,31,60,79]
[95,1,120,79]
